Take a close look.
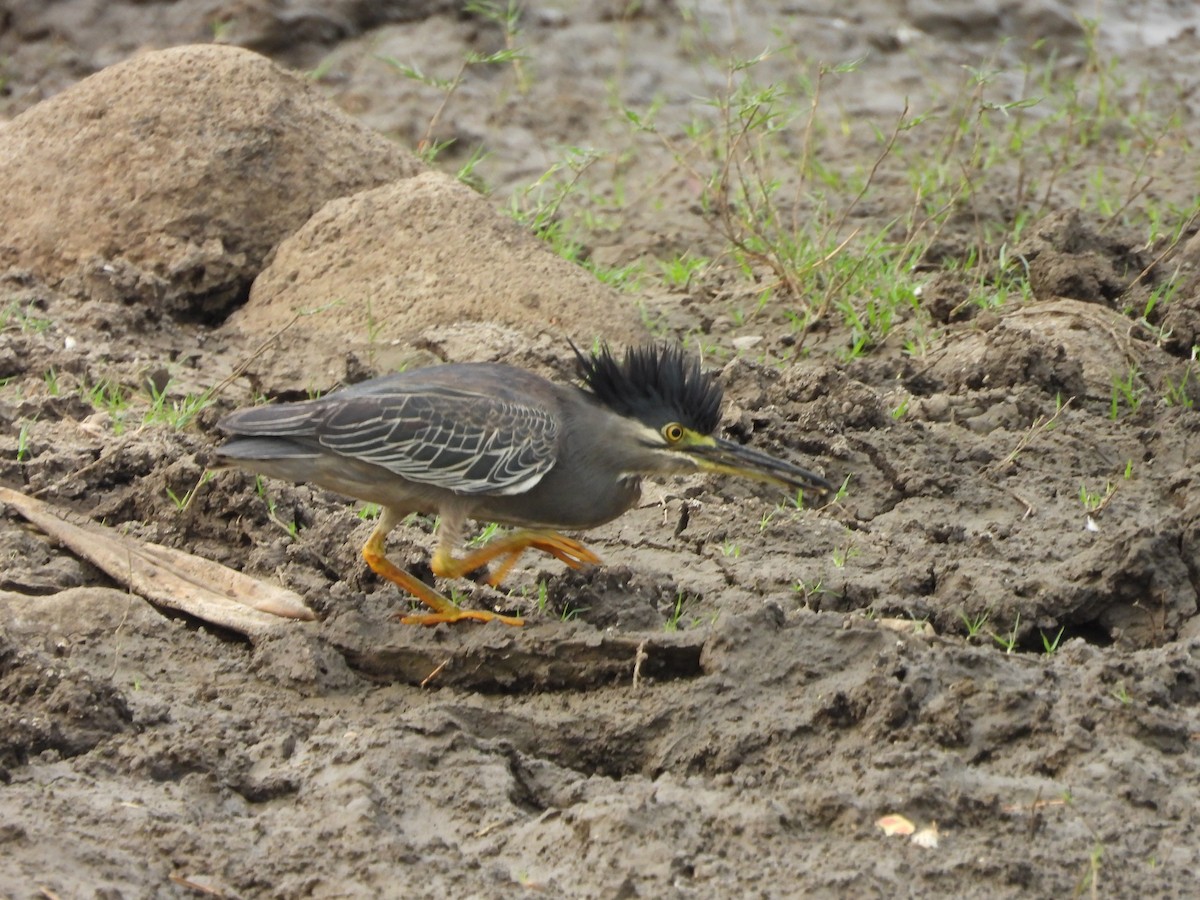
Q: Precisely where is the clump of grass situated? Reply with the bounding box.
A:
[83,379,131,434]
[1109,366,1145,420]
[143,378,213,430]
[960,609,991,639]
[16,420,35,462]
[991,612,1021,654]
[0,299,52,334]
[467,522,501,548]
[78,375,213,435]
[1161,348,1198,408]
[830,539,859,569]
[166,470,216,512]
[660,253,710,290]
[254,474,301,538]
[663,592,687,632]
[1078,480,1116,513]
[1040,626,1066,655]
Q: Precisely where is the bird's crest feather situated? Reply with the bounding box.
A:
[573,342,723,434]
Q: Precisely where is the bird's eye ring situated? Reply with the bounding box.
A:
[663,423,684,443]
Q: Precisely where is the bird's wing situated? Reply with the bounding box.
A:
[314,386,559,496]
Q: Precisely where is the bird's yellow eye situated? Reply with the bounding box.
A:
[663,423,685,443]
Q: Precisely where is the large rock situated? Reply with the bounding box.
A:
[226,171,645,386]
[0,44,422,317]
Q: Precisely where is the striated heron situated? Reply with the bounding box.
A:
[216,343,833,626]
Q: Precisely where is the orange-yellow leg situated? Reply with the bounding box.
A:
[432,529,601,587]
[363,521,524,627]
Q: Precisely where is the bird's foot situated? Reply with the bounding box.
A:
[395,607,525,627]
[365,541,525,627]
[484,531,601,587]
[432,529,601,588]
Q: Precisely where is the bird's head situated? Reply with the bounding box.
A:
[574,342,833,498]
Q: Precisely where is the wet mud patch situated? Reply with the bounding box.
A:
[0,619,132,772]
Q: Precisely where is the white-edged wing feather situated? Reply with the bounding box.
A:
[220,378,559,496]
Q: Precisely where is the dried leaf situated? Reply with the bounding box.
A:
[0,485,315,639]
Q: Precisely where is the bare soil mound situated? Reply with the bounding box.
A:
[229,172,644,386]
[0,44,422,318]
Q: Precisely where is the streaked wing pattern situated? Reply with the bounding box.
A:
[317,388,559,496]
[219,402,327,435]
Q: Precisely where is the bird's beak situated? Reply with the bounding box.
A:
[684,434,835,498]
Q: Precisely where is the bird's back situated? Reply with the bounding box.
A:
[217,363,575,504]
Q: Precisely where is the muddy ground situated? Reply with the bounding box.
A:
[3,1,1200,897]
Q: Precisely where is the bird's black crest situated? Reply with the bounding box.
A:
[573,342,724,434]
